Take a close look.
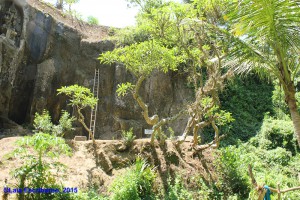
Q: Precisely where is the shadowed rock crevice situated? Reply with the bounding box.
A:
[0,0,193,139]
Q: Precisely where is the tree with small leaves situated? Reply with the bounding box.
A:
[100,0,235,148]
[57,85,98,143]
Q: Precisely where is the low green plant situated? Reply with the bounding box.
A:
[71,187,109,200]
[109,157,156,200]
[10,133,72,200]
[34,109,75,137]
[121,128,136,147]
[216,140,300,199]
[219,76,274,143]
[165,175,193,200]
[87,16,99,25]
[252,116,299,154]
[215,146,251,199]
[33,109,53,133]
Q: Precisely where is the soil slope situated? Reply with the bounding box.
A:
[0,137,217,199]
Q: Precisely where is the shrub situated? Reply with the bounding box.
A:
[219,76,274,143]
[33,109,53,133]
[257,117,298,154]
[71,188,109,200]
[109,157,156,200]
[216,141,300,199]
[10,133,72,200]
[87,16,99,25]
[121,128,136,147]
[215,146,250,198]
[34,109,75,137]
[165,175,193,200]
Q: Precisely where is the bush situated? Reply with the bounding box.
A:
[34,110,75,137]
[219,76,273,143]
[165,175,193,200]
[87,16,99,25]
[216,141,300,199]
[10,133,72,200]
[215,146,250,199]
[121,128,136,147]
[109,157,156,200]
[257,117,298,154]
[71,188,109,200]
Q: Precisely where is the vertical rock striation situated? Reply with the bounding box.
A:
[0,0,192,139]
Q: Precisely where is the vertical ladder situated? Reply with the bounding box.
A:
[89,68,100,140]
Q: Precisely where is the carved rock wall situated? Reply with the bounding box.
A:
[0,0,192,139]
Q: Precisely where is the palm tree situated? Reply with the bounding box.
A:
[225,0,300,146]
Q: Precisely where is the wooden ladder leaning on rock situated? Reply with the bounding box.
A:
[89,68,100,140]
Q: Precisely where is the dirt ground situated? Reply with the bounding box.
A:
[0,136,217,199]
[27,0,112,41]
[0,2,218,198]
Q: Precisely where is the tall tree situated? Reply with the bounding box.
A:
[100,40,183,144]
[101,0,234,147]
[56,0,80,11]
[224,0,300,147]
[56,0,63,10]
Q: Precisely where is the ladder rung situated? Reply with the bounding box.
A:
[89,68,100,135]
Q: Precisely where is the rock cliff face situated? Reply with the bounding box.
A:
[0,0,192,139]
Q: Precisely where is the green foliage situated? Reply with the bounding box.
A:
[109,157,156,200]
[15,133,72,158]
[54,110,75,136]
[224,0,300,146]
[99,40,181,76]
[250,116,299,155]
[167,127,175,140]
[216,117,300,198]
[121,128,136,147]
[100,0,235,146]
[57,85,97,109]
[34,109,53,133]
[219,76,274,143]
[215,146,251,198]
[110,26,150,46]
[57,84,98,141]
[71,188,109,200]
[165,175,193,200]
[65,0,79,4]
[272,84,290,120]
[87,16,99,25]
[116,82,134,97]
[34,109,75,137]
[216,134,300,199]
[11,133,72,199]
[201,97,234,126]
[196,178,226,200]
